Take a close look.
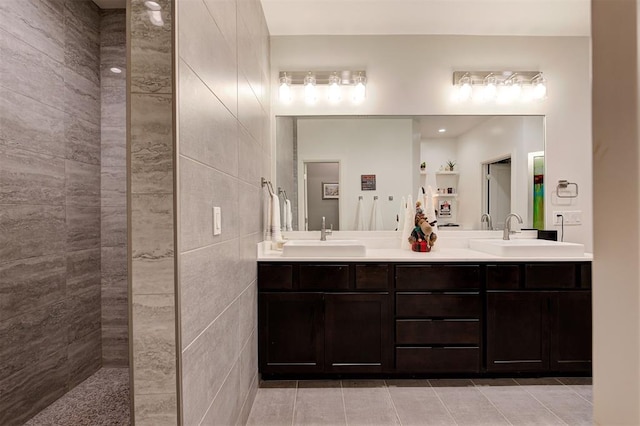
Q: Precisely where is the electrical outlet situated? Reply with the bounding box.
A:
[553,210,582,225]
[213,207,221,235]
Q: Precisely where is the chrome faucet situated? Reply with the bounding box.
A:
[503,213,523,240]
[320,216,333,241]
[481,213,493,230]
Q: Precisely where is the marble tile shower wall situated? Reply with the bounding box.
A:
[100,9,128,367]
[128,0,178,424]
[0,0,102,423]
[177,0,270,424]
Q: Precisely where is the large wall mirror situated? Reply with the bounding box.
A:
[276,115,545,231]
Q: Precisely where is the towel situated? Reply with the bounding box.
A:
[354,197,366,230]
[424,186,438,232]
[369,197,384,230]
[400,195,413,250]
[266,193,283,246]
[284,199,293,231]
[397,196,406,232]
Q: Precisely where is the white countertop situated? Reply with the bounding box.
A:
[257,231,593,263]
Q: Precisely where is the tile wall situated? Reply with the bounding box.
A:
[176,0,270,423]
[128,0,178,424]
[0,0,102,423]
[100,9,128,367]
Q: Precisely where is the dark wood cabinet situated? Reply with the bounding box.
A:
[325,293,391,372]
[486,291,550,373]
[486,290,592,374]
[259,261,591,378]
[259,262,391,375]
[259,293,324,374]
[551,291,592,372]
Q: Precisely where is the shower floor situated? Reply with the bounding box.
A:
[25,367,130,426]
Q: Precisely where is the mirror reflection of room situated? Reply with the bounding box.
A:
[276,115,545,231]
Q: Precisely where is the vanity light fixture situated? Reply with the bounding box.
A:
[277,70,367,104]
[453,71,548,103]
[438,128,446,133]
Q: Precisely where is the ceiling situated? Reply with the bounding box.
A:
[260,0,590,36]
[92,0,590,36]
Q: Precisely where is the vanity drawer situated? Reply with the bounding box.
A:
[525,264,576,289]
[355,264,390,290]
[396,347,480,373]
[487,265,521,290]
[258,264,293,290]
[396,293,480,318]
[299,264,350,290]
[396,265,480,290]
[396,319,480,345]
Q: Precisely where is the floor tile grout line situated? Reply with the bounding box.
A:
[427,380,460,426]
[471,380,515,426]
[290,380,298,426]
[383,380,403,426]
[556,379,594,406]
[518,383,571,425]
[340,380,349,426]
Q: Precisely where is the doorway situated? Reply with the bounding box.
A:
[304,162,340,231]
[484,158,512,227]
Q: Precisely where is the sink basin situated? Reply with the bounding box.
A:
[469,239,585,257]
[282,240,367,257]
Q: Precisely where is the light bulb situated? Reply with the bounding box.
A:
[328,74,341,102]
[457,75,472,101]
[533,75,547,99]
[279,74,292,103]
[483,74,497,101]
[352,74,366,103]
[304,73,317,104]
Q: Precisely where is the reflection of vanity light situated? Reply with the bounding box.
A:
[438,128,446,133]
[144,1,164,26]
[110,67,122,74]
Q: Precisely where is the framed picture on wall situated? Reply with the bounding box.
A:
[322,182,339,199]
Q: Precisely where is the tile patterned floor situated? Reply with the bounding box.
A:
[24,368,130,426]
[247,377,592,426]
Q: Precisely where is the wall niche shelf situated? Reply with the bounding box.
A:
[434,194,458,198]
[436,171,459,175]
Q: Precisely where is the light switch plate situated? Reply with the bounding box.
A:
[213,207,221,235]
[553,210,582,226]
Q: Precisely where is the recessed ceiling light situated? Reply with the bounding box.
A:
[438,128,446,133]
[110,67,122,74]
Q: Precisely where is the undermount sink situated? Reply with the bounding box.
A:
[282,239,367,257]
[469,238,585,257]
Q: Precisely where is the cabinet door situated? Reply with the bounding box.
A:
[324,293,391,373]
[486,292,550,373]
[259,293,324,374]
[551,291,592,373]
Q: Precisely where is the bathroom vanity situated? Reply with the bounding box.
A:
[257,234,592,378]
